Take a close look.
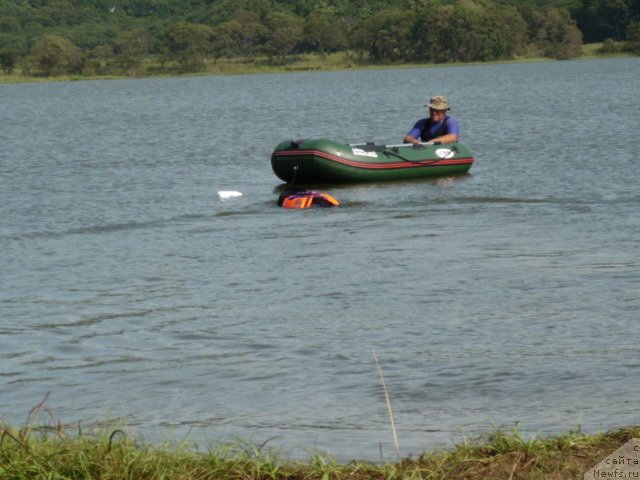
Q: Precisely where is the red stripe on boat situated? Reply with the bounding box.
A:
[273,149,474,170]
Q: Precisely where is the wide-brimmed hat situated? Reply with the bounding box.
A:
[426,96,450,111]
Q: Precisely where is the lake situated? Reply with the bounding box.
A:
[1,57,639,461]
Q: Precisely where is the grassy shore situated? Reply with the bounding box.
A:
[0,43,633,85]
[1,422,639,479]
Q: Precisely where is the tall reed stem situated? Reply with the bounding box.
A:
[372,351,399,457]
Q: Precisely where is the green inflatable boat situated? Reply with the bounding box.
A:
[271,138,474,184]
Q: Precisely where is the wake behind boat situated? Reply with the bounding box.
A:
[271,138,474,183]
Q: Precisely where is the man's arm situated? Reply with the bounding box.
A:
[433,117,459,144]
[403,119,425,144]
[403,133,422,145]
[430,132,458,144]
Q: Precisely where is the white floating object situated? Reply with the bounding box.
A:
[218,191,242,199]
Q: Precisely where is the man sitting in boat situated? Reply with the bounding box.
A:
[403,96,459,145]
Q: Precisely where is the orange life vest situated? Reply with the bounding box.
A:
[278,191,340,209]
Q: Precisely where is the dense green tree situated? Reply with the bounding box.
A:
[411,1,514,63]
[533,7,583,58]
[65,23,123,50]
[213,10,268,61]
[371,9,413,62]
[0,15,21,33]
[410,1,450,63]
[494,5,529,57]
[0,47,18,74]
[351,8,412,62]
[28,33,83,76]
[113,28,155,74]
[123,0,188,18]
[165,21,213,71]
[262,11,304,64]
[197,0,275,25]
[44,0,76,25]
[631,0,640,19]
[83,43,114,75]
[627,19,640,51]
[445,6,509,61]
[574,0,631,41]
[0,31,28,55]
[293,0,350,18]
[210,22,240,62]
[302,11,346,58]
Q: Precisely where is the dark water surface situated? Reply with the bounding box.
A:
[1,58,639,461]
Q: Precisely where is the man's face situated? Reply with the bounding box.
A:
[429,108,447,122]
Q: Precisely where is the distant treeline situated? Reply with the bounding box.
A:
[0,0,639,77]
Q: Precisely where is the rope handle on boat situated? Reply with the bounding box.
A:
[288,164,299,185]
[382,145,458,164]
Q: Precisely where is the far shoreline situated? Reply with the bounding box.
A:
[0,43,633,85]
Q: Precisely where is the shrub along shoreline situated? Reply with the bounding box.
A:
[1,423,639,479]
